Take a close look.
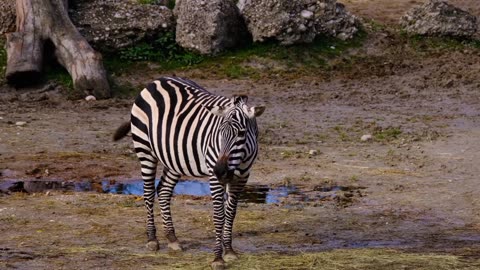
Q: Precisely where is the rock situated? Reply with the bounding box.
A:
[360,134,372,141]
[70,0,175,52]
[85,95,97,101]
[0,0,15,35]
[239,0,359,45]
[174,0,249,55]
[400,0,477,38]
[15,121,27,127]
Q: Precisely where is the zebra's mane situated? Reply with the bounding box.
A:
[163,76,232,105]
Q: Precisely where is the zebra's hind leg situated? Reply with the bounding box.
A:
[223,177,248,262]
[139,156,159,251]
[157,169,182,251]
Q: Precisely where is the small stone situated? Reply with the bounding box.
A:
[337,33,349,40]
[361,134,373,141]
[308,149,318,156]
[445,79,454,88]
[85,95,97,101]
[300,10,314,19]
[15,121,27,126]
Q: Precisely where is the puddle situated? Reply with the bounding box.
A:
[0,179,298,204]
[0,179,365,205]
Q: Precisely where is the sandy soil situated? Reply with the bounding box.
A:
[1,1,480,269]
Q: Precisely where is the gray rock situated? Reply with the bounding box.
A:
[70,0,175,51]
[400,0,477,38]
[174,0,249,55]
[239,0,359,45]
[0,0,15,35]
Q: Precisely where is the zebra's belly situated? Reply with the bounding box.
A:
[153,144,211,178]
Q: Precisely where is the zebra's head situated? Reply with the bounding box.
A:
[207,95,265,183]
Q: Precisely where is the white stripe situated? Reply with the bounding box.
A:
[141,88,162,165]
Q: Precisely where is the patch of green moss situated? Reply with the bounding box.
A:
[403,32,480,52]
[197,30,367,79]
[137,0,175,9]
[105,29,367,81]
[374,127,402,141]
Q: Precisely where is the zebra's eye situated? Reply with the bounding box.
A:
[238,130,246,137]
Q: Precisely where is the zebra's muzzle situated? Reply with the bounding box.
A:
[213,157,235,183]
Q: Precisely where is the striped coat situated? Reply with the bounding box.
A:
[114,77,265,269]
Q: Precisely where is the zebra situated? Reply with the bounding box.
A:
[114,76,265,270]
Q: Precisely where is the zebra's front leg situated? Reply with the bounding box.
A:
[223,177,248,261]
[210,177,226,270]
[157,169,182,251]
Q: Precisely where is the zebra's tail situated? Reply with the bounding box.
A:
[113,122,131,141]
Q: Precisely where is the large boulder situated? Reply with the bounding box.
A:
[400,0,477,38]
[70,0,175,52]
[239,0,359,45]
[174,0,249,55]
[0,0,15,35]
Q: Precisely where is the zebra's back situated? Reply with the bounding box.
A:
[131,77,230,177]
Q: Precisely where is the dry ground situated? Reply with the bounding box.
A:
[1,1,480,269]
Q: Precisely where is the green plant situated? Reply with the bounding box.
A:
[333,125,350,141]
[166,0,175,9]
[45,64,73,89]
[137,0,175,8]
[118,31,204,68]
[374,127,402,141]
[403,33,480,52]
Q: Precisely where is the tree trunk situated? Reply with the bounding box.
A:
[6,0,110,99]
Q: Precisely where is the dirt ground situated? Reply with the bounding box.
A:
[1,1,480,269]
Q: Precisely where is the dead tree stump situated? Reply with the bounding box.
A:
[6,0,110,99]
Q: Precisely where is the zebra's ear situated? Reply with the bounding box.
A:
[205,105,229,117]
[248,105,266,118]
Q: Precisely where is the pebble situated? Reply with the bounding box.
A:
[300,10,314,19]
[85,95,97,101]
[15,121,27,126]
[360,134,373,141]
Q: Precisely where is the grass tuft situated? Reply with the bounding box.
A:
[228,249,480,270]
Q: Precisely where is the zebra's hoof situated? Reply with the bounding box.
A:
[167,240,183,251]
[146,240,159,251]
[211,259,225,270]
[224,250,239,261]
